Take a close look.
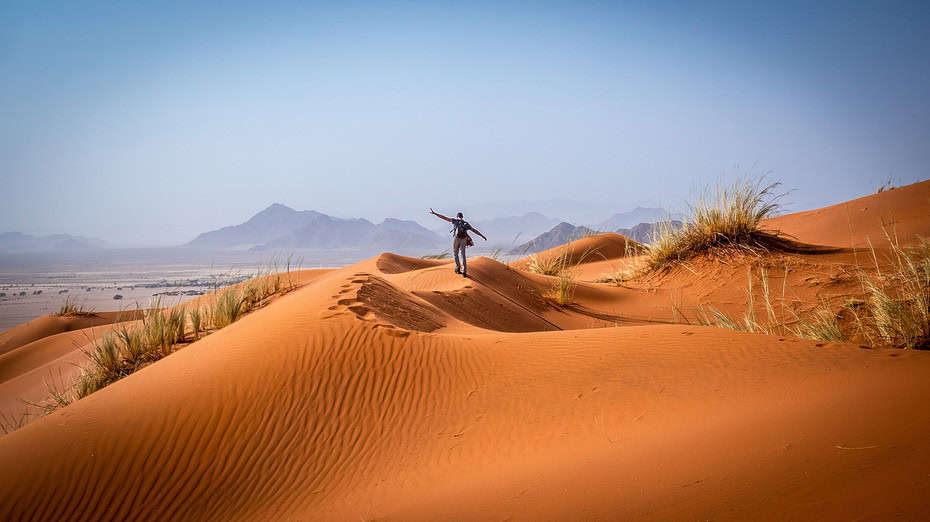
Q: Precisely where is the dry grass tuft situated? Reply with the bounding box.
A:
[647,178,785,270]
[526,250,570,276]
[858,235,929,349]
[0,411,31,435]
[56,297,95,317]
[422,251,450,259]
[549,272,577,306]
[12,258,307,430]
[692,266,846,343]
[689,233,928,349]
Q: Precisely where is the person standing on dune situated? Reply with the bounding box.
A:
[429,208,487,278]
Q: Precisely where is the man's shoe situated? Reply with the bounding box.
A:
[462,272,468,278]
[454,269,461,274]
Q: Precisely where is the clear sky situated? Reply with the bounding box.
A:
[1,1,928,245]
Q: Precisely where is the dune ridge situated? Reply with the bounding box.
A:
[1,182,929,520]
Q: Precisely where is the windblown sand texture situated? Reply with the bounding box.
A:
[1,181,929,520]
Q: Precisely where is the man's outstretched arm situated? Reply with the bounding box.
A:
[429,208,453,222]
[470,226,488,241]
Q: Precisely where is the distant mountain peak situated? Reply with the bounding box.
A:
[253,203,298,216]
[188,205,443,253]
[508,222,598,255]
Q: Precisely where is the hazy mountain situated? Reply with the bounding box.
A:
[508,222,599,255]
[615,221,684,244]
[189,204,443,253]
[0,232,108,252]
[372,218,444,250]
[450,198,617,228]
[469,212,563,247]
[595,207,685,231]
[187,203,328,248]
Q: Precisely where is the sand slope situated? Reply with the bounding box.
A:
[764,179,930,248]
[510,232,642,270]
[1,186,929,520]
[0,311,138,357]
[0,250,928,520]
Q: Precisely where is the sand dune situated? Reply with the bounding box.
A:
[0,311,138,357]
[764,179,930,247]
[511,232,642,269]
[0,184,929,520]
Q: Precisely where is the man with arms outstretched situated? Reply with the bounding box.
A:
[429,208,487,278]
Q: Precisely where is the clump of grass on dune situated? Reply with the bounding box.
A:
[56,297,95,317]
[689,265,847,343]
[647,178,785,270]
[526,250,570,276]
[789,304,846,342]
[14,259,307,424]
[421,251,450,260]
[858,235,930,349]
[687,235,929,349]
[528,245,594,306]
[212,287,245,328]
[189,307,203,341]
[0,411,31,436]
[550,271,577,306]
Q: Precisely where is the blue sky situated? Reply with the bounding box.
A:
[1,1,928,245]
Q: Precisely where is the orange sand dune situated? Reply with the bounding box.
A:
[764,179,930,248]
[512,232,642,269]
[0,326,111,420]
[1,187,929,520]
[0,269,333,427]
[0,247,929,520]
[0,311,139,357]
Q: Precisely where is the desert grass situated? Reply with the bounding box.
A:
[688,236,929,349]
[12,259,306,426]
[594,238,648,285]
[524,227,604,277]
[789,303,846,342]
[526,245,575,304]
[646,178,785,270]
[56,297,95,317]
[189,307,203,341]
[691,266,846,342]
[857,234,929,349]
[0,411,31,435]
[526,233,611,306]
[422,251,450,259]
[549,271,577,306]
[526,250,569,276]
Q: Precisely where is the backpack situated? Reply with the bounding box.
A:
[451,219,471,239]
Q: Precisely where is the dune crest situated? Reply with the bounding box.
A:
[1,184,929,520]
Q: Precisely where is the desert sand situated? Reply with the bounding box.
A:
[0,182,928,520]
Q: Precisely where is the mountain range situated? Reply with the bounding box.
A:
[594,207,685,231]
[186,204,444,253]
[615,220,684,244]
[432,212,563,248]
